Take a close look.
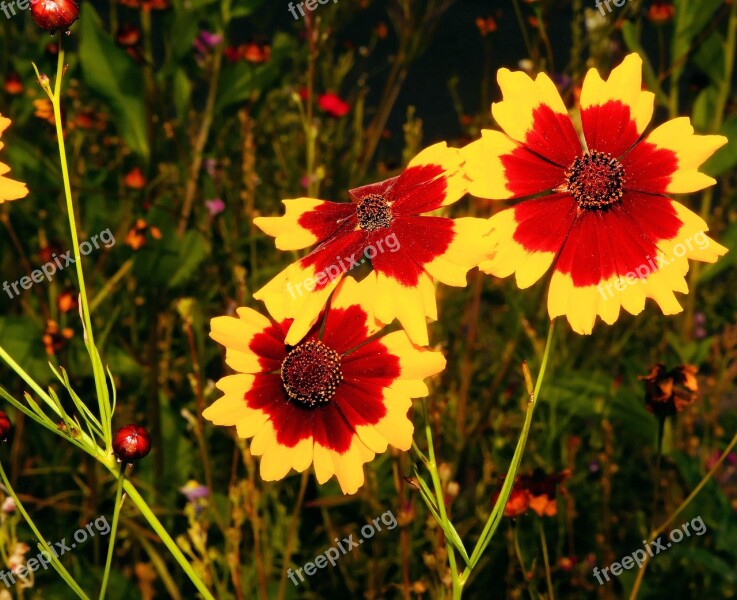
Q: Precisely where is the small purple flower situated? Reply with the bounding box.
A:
[179,481,210,503]
[205,198,226,217]
[200,31,223,48]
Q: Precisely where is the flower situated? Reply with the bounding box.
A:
[4,73,23,95]
[1,497,15,514]
[0,117,27,204]
[57,288,79,313]
[125,219,162,249]
[203,276,446,494]
[179,480,209,504]
[242,42,270,63]
[463,53,728,334]
[520,468,570,517]
[42,320,74,355]
[493,469,569,517]
[492,479,530,517]
[647,1,675,23]
[476,16,497,35]
[30,0,79,33]
[124,167,146,189]
[116,24,141,47]
[33,99,55,125]
[205,198,225,217]
[0,411,11,441]
[113,424,152,463]
[317,93,350,118]
[639,364,698,417]
[253,143,490,345]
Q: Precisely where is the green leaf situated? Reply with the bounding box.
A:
[672,0,724,67]
[78,4,149,159]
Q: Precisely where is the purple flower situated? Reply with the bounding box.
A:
[179,481,210,503]
[197,31,223,49]
[205,198,226,216]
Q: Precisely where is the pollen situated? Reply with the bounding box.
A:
[566,151,625,210]
[356,194,393,231]
[281,340,343,408]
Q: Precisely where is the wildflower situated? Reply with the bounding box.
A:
[179,480,209,503]
[520,468,570,517]
[375,22,388,39]
[1,497,15,514]
[42,320,74,355]
[205,198,225,217]
[647,1,675,23]
[116,24,141,47]
[125,219,162,250]
[30,0,79,33]
[224,46,242,63]
[463,54,728,334]
[639,364,698,417]
[0,117,28,204]
[317,93,350,118]
[203,276,446,494]
[254,143,490,345]
[0,411,11,441]
[242,42,270,63]
[476,16,497,36]
[113,424,152,463]
[33,99,56,125]
[124,167,146,189]
[4,73,23,95]
[492,478,530,517]
[7,543,29,574]
[57,288,79,313]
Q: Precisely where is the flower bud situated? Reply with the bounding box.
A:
[31,0,80,33]
[112,424,151,463]
[0,411,11,442]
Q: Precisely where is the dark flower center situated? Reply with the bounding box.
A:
[356,194,393,231]
[281,340,343,408]
[566,151,625,210]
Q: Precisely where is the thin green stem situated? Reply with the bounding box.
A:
[99,465,126,599]
[629,428,737,600]
[422,402,461,599]
[119,476,215,600]
[460,320,556,586]
[0,461,89,599]
[539,520,555,600]
[48,35,111,448]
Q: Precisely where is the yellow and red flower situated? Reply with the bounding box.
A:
[253,143,490,346]
[463,53,728,334]
[0,116,28,204]
[203,276,445,494]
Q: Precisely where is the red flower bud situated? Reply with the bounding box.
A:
[31,0,80,33]
[0,411,11,442]
[112,424,151,463]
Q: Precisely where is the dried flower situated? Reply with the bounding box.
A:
[639,364,699,417]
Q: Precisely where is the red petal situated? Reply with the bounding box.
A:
[511,193,577,253]
[581,100,642,158]
[620,139,680,195]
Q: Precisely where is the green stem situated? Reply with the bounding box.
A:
[98,465,126,599]
[422,402,461,599]
[118,476,215,600]
[460,320,556,586]
[629,428,737,600]
[0,461,89,599]
[48,35,111,448]
[539,520,555,600]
